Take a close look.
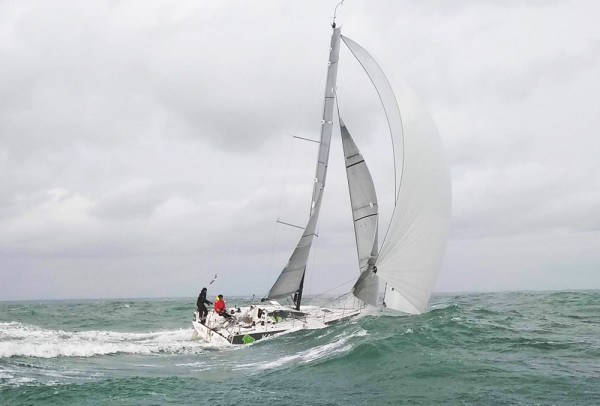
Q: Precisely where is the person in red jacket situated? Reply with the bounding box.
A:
[214,295,232,319]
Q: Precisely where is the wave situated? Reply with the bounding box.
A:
[0,322,212,358]
[234,328,368,371]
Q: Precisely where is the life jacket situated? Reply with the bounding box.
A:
[214,297,225,313]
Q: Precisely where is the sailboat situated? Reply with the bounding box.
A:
[192,20,451,345]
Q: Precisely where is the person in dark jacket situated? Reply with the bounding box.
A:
[196,287,212,324]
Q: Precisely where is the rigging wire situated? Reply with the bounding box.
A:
[306,218,319,297]
[263,134,294,291]
[311,275,359,302]
[262,45,330,300]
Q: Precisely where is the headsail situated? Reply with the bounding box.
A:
[340,119,379,306]
[341,36,404,200]
[342,36,452,314]
[266,27,342,305]
[377,83,451,314]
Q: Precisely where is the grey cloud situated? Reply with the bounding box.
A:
[90,180,170,221]
[2,0,600,300]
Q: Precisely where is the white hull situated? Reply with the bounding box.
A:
[192,301,361,345]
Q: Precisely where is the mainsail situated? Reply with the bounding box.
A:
[266,27,342,304]
[340,119,379,306]
[342,36,452,314]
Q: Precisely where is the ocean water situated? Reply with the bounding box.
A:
[1,291,599,405]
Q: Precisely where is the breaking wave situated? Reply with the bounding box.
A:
[0,322,209,358]
[235,328,368,371]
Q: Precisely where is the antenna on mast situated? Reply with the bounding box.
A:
[332,0,344,28]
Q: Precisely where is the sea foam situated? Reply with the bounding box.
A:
[0,322,207,358]
[235,328,367,371]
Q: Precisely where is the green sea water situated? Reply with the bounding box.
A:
[1,291,599,405]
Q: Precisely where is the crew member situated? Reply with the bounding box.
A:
[214,294,233,319]
[196,287,212,324]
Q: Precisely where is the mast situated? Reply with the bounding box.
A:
[292,274,305,311]
[265,26,342,308]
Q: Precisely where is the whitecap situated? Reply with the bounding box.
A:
[0,322,213,358]
[235,328,365,371]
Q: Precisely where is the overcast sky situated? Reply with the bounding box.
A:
[1,0,599,301]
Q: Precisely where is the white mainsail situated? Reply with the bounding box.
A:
[342,36,452,314]
[267,27,342,301]
[340,119,379,306]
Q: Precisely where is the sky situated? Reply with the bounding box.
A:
[1,0,599,301]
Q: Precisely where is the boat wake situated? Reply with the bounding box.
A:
[0,322,211,358]
[235,327,369,371]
